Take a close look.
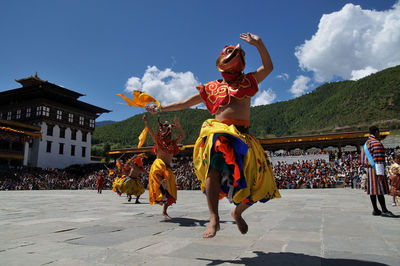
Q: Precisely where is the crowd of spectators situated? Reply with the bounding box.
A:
[0,164,112,191]
[0,149,398,191]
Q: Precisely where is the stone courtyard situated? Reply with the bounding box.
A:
[0,188,399,265]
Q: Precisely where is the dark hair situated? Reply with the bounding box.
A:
[369,126,380,136]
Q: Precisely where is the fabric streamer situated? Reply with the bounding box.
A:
[117,90,161,108]
[137,127,148,148]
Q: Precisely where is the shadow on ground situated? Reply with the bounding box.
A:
[197,251,388,266]
[161,217,230,227]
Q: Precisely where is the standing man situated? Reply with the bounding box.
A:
[361,126,394,217]
[142,115,185,219]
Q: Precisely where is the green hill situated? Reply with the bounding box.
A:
[92,65,400,149]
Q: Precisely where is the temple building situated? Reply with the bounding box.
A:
[0,74,110,169]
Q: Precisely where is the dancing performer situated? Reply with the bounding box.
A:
[147,32,281,237]
[112,156,146,203]
[112,159,124,196]
[142,114,185,219]
[96,171,105,194]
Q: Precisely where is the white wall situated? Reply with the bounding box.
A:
[34,122,91,169]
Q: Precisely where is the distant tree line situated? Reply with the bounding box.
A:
[92,64,400,154]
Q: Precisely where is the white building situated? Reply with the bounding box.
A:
[0,74,110,169]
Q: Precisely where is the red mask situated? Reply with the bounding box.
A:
[216,44,245,73]
[133,157,144,169]
[158,121,173,140]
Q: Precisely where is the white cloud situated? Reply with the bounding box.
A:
[252,88,277,106]
[350,66,378,80]
[290,75,311,97]
[295,2,400,82]
[125,66,199,105]
[277,73,289,80]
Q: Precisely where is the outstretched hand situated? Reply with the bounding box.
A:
[240,32,261,46]
[145,104,159,114]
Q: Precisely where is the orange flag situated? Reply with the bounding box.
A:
[117,90,160,108]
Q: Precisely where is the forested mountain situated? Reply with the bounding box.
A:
[95,120,115,127]
[92,65,400,149]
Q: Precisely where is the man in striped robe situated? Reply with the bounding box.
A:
[361,126,395,217]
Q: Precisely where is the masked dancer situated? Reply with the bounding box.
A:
[142,115,185,219]
[147,32,281,238]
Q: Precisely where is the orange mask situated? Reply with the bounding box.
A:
[216,44,245,73]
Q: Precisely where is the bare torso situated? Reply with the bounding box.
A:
[156,148,174,166]
[214,96,251,122]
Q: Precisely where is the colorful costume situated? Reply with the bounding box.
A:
[361,135,389,195]
[193,71,280,205]
[148,158,177,206]
[112,157,146,198]
[96,174,104,192]
[193,119,280,205]
[112,175,124,195]
[114,175,145,197]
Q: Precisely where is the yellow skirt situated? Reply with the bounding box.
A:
[113,175,145,197]
[193,119,281,205]
[112,176,124,195]
[148,158,177,205]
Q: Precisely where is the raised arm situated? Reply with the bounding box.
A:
[146,93,202,114]
[174,116,185,144]
[142,114,157,143]
[240,32,273,84]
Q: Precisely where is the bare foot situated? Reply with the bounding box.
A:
[162,212,172,220]
[202,216,220,238]
[231,209,248,234]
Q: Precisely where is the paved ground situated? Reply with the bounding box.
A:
[0,188,399,266]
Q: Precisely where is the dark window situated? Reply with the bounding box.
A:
[26,107,31,118]
[59,127,65,138]
[47,124,54,136]
[71,129,76,140]
[82,132,87,142]
[57,110,62,120]
[71,145,75,156]
[59,143,64,155]
[81,146,86,157]
[42,106,50,117]
[16,110,21,119]
[68,113,74,123]
[36,106,42,116]
[46,141,52,153]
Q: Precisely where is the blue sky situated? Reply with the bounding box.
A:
[1,0,399,122]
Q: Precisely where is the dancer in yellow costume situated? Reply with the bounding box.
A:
[112,159,124,195]
[142,114,185,219]
[147,32,281,238]
[112,156,146,203]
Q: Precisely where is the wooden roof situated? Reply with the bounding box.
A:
[0,74,110,115]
